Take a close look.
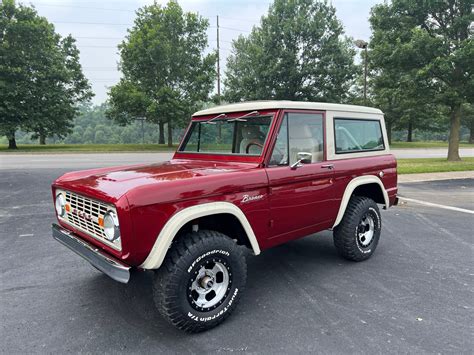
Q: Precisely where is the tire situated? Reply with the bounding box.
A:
[153,230,247,333]
[333,196,381,262]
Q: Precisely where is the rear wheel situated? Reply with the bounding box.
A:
[153,230,247,333]
[333,196,381,261]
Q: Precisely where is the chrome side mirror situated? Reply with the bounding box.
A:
[290,152,312,169]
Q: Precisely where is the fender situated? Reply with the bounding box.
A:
[332,175,389,228]
[140,202,261,270]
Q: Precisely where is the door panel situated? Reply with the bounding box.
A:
[265,111,337,245]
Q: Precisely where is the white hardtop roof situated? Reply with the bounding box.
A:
[193,100,383,116]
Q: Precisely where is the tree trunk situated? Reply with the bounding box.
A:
[158,121,165,144]
[406,121,413,142]
[39,133,46,145]
[7,130,18,149]
[447,103,462,161]
[469,118,474,144]
[167,121,173,147]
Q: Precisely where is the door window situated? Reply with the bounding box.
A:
[269,113,324,166]
[334,118,384,153]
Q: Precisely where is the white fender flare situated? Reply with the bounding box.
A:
[332,175,389,228]
[140,202,261,270]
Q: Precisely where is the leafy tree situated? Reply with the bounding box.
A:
[0,0,92,148]
[107,0,216,146]
[224,0,356,103]
[368,0,473,160]
[461,103,474,144]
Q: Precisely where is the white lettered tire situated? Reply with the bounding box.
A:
[153,230,247,332]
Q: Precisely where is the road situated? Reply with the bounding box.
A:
[392,148,474,159]
[1,163,473,353]
[1,147,473,170]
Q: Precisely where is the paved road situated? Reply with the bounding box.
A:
[1,165,473,353]
[1,147,473,170]
[392,148,474,159]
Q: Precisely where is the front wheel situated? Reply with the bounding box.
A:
[333,196,381,261]
[153,230,247,333]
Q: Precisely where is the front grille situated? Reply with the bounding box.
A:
[58,190,121,250]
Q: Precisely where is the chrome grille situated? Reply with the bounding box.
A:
[58,189,121,250]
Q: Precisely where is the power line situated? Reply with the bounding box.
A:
[219,26,251,34]
[53,20,132,26]
[33,3,136,13]
[76,36,124,40]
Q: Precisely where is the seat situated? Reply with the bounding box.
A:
[289,124,323,163]
[240,125,263,155]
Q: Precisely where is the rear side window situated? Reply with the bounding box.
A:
[334,118,385,154]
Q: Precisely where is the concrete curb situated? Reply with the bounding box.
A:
[398,171,474,183]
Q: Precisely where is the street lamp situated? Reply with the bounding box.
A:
[354,39,369,105]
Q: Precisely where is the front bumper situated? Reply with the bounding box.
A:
[52,223,130,283]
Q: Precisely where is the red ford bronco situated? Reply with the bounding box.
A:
[52,101,398,332]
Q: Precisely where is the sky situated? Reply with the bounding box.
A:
[25,0,381,105]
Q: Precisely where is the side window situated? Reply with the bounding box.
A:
[288,113,324,165]
[269,115,289,166]
[334,118,384,153]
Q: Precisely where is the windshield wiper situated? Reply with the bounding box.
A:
[203,113,227,124]
[227,110,260,122]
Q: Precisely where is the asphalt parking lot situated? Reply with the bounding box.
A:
[1,164,473,353]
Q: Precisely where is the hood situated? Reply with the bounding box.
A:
[53,159,259,202]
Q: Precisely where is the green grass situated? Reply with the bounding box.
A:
[390,141,473,149]
[397,157,474,174]
[0,143,177,153]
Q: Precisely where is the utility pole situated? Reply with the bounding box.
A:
[354,39,369,105]
[216,15,222,141]
[216,15,221,103]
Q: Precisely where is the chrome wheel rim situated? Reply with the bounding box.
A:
[357,213,375,247]
[189,260,230,310]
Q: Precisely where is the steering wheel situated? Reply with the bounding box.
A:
[245,142,264,154]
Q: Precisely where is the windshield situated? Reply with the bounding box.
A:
[179,115,273,155]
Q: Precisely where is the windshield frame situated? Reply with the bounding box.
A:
[174,109,280,163]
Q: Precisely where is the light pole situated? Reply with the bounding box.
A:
[354,39,368,105]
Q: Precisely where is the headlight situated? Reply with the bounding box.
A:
[103,211,120,241]
[55,193,66,217]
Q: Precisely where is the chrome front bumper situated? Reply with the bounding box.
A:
[52,223,130,283]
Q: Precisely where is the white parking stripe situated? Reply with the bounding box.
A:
[398,196,474,215]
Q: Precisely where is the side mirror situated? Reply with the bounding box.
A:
[290,152,312,169]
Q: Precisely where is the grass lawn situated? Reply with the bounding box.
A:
[0,143,177,153]
[397,157,474,174]
[390,141,473,149]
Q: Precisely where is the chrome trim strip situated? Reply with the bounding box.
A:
[52,223,130,284]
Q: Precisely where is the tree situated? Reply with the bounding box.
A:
[368,0,473,160]
[0,0,92,148]
[224,0,356,103]
[107,0,216,147]
[461,103,474,144]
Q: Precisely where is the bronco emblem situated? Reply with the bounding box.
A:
[71,209,93,222]
[241,194,264,203]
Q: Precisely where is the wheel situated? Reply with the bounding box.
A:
[153,230,247,333]
[333,196,381,261]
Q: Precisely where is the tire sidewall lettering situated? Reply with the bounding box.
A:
[187,249,230,273]
[187,288,239,322]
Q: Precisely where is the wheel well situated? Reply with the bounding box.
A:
[352,183,385,205]
[177,213,252,249]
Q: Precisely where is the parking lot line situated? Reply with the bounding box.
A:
[398,196,474,214]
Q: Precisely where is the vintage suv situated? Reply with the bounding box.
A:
[52,101,398,332]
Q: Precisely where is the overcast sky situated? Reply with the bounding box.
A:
[26,0,380,105]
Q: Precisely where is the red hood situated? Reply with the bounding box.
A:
[53,159,259,203]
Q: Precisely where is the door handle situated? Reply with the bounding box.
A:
[321,164,334,170]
